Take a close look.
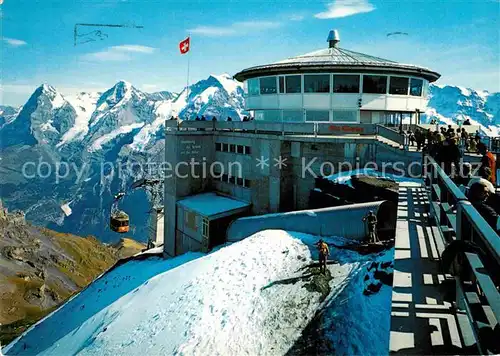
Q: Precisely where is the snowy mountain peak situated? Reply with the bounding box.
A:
[208,73,243,96]
[95,80,137,110]
[114,80,132,91]
[39,83,57,93]
[35,84,66,109]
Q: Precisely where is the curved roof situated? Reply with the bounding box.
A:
[234,47,441,82]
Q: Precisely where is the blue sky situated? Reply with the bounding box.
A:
[1,0,499,106]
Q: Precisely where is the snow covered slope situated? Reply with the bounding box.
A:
[4,231,393,356]
[58,92,101,146]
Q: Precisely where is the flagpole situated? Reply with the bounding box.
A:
[186,34,190,108]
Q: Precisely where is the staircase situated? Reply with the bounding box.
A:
[376,136,404,150]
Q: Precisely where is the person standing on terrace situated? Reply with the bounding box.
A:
[478,142,497,185]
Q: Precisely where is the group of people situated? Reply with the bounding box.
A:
[420,127,499,232]
[407,125,482,155]
[429,118,472,126]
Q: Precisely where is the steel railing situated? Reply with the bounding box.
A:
[165,121,411,148]
[424,155,500,354]
[165,120,379,136]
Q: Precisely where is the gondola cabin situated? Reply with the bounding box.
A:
[110,210,130,233]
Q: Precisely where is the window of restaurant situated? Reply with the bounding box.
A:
[362,75,387,94]
[248,78,260,96]
[306,110,330,122]
[264,110,281,122]
[333,75,360,93]
[282,110,303,122]
[260,76,277,95]
[279,76,285,94]
[332,110,358,122]
[286,75,302,93]
[304,74,330,93]
[422,80,429,97]
[389,77,409,95]
[410,78,423,96]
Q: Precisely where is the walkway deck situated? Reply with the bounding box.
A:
[389,182,472,354]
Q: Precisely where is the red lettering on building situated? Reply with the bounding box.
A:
[328,125,364,133]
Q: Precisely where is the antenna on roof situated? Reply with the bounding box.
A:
[327,30,340,48]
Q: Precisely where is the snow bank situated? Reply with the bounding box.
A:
[178,192,250,216]
[326,168,422,187]
[4,231,394,356]
[319,246,394,355]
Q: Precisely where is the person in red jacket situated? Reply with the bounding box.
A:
[478,142,497,185]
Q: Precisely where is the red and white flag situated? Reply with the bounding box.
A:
[179,37,190,54]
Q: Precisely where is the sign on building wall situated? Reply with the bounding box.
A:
[328,125,365,133]
[179,140,202,156]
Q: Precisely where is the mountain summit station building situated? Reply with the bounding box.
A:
[233,29,440,126]
[163,30,441,257]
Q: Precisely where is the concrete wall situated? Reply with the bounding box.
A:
[163,127,421,256]
[227,201,390,242]
[164,132,215,256]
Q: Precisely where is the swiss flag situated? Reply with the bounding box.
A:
[179,37,190,54]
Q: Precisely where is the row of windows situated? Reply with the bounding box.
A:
[215,142,252,155]
[247,74,426,97]
[255,109,358,122]
[215,173,252,188]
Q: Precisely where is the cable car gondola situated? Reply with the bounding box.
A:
[110,210,130,233]
[109,178,163,234]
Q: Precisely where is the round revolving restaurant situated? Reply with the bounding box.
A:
[234,30,441,125]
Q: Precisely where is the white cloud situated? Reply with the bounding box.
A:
[3,37,28,47]
[111,45,156,53]
[189,26,236,36]
[81,44,156,62]
[189,21,282,37]
[81,50,132,62]
[315,0,375,19]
